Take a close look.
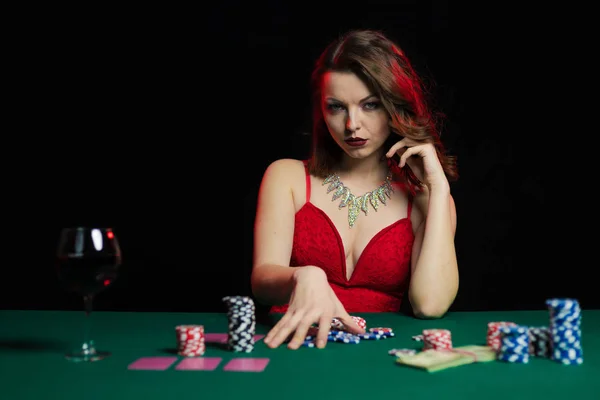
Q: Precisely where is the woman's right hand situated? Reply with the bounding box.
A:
[263,266,366,349]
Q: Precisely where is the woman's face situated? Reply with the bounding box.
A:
[321,71,391,159]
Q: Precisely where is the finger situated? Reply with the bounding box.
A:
[385,139,407,158]
[337,313,365,334]
[264,312,291,348]
[287,317,316,350]
[399,146,421,168]
[393,147,408,159]
[268,312,303,349]
[264,311,291,343]
[330,294,364,334]
[316,314,333,349]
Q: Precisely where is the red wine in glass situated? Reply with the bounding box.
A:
[56,227,122,362]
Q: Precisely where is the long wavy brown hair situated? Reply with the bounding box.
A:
[307,29,458,192]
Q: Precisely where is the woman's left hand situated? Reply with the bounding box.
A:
[386,138,447,188]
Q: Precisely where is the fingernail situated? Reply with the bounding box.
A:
[317,340,325,348]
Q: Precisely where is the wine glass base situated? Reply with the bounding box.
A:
[65,350,110,362]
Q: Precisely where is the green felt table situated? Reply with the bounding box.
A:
[0,309,598,400]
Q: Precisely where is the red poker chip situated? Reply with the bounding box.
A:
[331,316,368,332]
[369,327,393,333]
[307,326,320,336]
[176,324,206,356]
[421,329,452,350]
[176,325,204,331]
[351,316,367,328]
[486,321,516,350]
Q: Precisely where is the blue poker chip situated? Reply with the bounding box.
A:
[326,331,361,343]
[369,328,395,337]
[498,352,530,363]
[546,298,583,365]
[358,332,383,340]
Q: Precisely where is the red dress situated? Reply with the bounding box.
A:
[270,162,414,314]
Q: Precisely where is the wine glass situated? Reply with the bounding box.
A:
[56,227,122,362]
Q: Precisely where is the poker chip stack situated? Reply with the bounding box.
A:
[222,296,256,353]
[546,298,583,365]
[175,325,205,357]
[421,329,452,351]
[497,325,530,363]
[527,326,551,357]
[487,321,516,351]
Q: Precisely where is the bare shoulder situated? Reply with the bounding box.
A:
[261,158,306,185]
[260,158,308,210]
[263,158,305,177]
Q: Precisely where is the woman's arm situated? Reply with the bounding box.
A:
[408,182,459,318]
[250,159,302,305]
[251,159,363,348]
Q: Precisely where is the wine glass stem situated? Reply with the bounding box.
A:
[83,295,94,353]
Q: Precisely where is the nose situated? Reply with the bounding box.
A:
[345,108,360,132]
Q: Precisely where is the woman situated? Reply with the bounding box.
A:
[251,29,459,350]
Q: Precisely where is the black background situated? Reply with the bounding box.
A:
[4,2,597,314]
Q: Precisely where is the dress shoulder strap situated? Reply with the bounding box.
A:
[302,160,311,203]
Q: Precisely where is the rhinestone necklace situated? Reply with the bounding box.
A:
[323,171,393,228]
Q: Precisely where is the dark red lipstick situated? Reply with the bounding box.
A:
[345,137,367,147]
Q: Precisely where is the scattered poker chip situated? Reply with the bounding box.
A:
[370,327,393,333]
[301,315,399,348]
[358,332,384,340]
[330,318,345,330]
[302,315,386,347]
[331,316,368,332]
[369,327,394,337]
[351,316,367,330]
[388,348,417,357]
[306,326,319,337]
[328,330,361,344]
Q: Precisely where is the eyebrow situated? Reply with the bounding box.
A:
[325,94,378,103]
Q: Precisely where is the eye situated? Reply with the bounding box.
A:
[325,103,344,112]
[363,101,381,110]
